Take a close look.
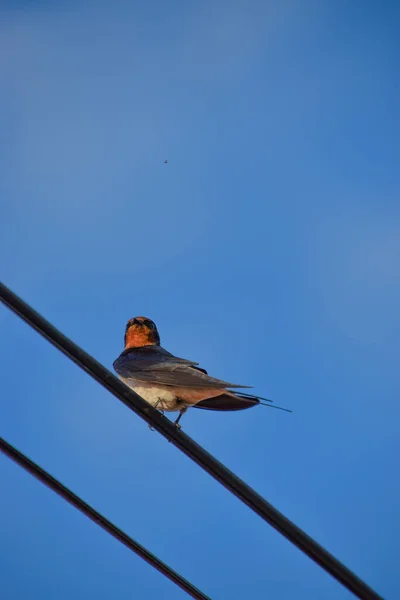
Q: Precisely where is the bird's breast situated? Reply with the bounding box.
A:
[120,379,225,412]
[121,381,183,412]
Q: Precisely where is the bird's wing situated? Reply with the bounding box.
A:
[113,346,251,389]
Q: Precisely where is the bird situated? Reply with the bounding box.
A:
[113,316,289,428]
[164,159,168,164]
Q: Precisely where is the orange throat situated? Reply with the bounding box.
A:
[124,327,157,349]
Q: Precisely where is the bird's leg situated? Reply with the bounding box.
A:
[173,408,187,430]
[156,400,165,415]
[148,399,164,431]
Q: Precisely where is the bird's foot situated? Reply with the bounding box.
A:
[173,408,186,430]
[148,404,164,431]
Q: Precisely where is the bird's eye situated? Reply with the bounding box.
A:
[144,320,156,330]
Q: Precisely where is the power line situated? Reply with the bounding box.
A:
[0,437,211,600]
[0,282,383,600]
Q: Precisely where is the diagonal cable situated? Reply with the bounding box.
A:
[0,437,211,600]
[0,282,383,600]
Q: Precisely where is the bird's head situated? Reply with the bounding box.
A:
[124,316,160,349]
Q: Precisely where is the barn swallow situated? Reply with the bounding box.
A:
[113,316,288,428]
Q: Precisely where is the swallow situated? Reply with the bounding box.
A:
[164,159,168,164]
[113,317,289,429]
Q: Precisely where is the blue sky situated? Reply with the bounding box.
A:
[1,1,399,598]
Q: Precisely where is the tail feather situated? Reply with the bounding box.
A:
[194,393,259,411]
[194,392,292,413]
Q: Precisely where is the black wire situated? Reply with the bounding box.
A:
[0,437,211,600]
[0,282,383,600]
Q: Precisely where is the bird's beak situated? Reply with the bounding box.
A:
[132,318,143,326]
